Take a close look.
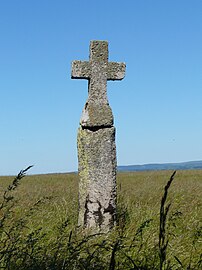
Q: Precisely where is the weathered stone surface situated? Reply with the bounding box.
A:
[77,127,117,230]
[72,40,126,127]
[80,103,113,127]
[71,40,125,232]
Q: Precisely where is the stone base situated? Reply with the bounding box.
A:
[77,126,117,231]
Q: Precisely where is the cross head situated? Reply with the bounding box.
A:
[71,41,125,127]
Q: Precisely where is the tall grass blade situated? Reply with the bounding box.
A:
[159,170,176,270]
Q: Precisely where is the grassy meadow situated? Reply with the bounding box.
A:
[0,170,201,269]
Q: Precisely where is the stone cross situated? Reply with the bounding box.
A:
[71,41,125,231]
[72,41,125,127]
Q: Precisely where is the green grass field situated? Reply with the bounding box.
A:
[0,170,201,269]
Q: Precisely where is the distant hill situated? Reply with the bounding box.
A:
[118,160,202,172]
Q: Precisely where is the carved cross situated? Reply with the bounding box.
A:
[71,41,125,127]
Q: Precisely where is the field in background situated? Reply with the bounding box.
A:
[0,170,201,269]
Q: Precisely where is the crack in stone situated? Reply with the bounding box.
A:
[81,125,113,132]
[104,202,116,228]
[84,194,90,227]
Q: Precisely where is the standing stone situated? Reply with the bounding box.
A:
[71,40,125,231]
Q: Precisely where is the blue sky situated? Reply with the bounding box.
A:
[0,0,202,175]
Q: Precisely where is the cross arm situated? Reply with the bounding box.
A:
[71,60,91,79]
[107,62,126,81]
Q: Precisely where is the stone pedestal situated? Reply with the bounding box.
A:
[77,127,116,231]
